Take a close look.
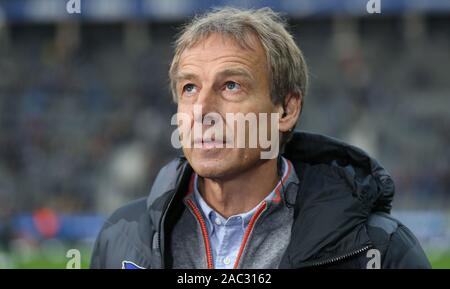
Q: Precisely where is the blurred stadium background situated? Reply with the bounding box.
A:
[0,0,449,268]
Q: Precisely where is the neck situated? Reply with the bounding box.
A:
[197,158,280,218]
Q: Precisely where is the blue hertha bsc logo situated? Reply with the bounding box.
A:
[122,260,145,269]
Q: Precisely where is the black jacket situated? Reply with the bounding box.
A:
[90,131,431,269]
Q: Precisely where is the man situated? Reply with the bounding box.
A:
[90,7,431,269]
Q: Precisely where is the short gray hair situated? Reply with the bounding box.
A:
[169,7,308,103]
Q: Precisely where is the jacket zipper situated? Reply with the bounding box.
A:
[233,201,268,269]
[186,199,214,269]
[309,245,372,267]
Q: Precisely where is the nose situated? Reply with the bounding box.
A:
[194,85,220,124]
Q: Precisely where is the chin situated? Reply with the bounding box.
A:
[185,151,231,179]
[184,148,263,179]
[190,158,230,179]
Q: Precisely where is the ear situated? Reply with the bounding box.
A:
[278,92,302,133]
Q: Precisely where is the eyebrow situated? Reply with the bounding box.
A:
[174,72,199,83]
[215,68,255,82]
[174,68,255,83]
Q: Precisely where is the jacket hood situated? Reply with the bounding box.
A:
[280,131,395,267]
[284,131,395,213]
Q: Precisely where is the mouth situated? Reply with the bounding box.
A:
[193,137,229,149]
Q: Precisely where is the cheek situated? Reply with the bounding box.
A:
[176,106,194,127]
[177,104,191,116]
[226,101,277,125]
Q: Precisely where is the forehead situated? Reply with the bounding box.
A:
[177,32,267,74]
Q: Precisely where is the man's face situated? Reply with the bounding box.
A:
[175,33,279,179]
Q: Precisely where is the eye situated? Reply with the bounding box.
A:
[182,83,198,95]
[224,81,240,91]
